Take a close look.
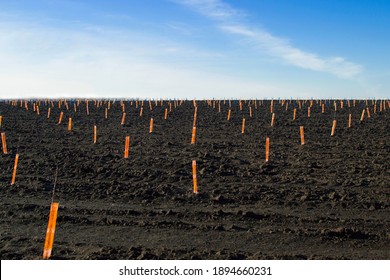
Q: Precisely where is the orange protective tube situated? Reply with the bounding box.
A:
[193,107,197,127]
[1,132,7,154]
[265,137,270,162]
[121,113,126,125]
[191,126,196,144]
[192,160,198,194]
[149,118,154,133]
[11,153,19,185]
[271,113,275,127]
[42,202,59,259]
[348,113,352,128]
[93,125,97,144]
[300,126,305,145]
[124,135,130,158]
[331,120,337,136]
[360,109,365,122]
[58,112,63,124]
[67,117,72,131]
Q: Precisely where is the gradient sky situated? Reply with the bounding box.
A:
[0,0,389,99]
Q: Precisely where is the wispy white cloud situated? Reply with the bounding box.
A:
[101,13,134,21]
[173,0,243,20]
[165,21,197,36]
[175,0,363,79]
[0,20,291,99]
[220,24,363,79]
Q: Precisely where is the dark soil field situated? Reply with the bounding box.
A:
[0,99,389,260]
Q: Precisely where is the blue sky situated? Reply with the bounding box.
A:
[0,0,389,99]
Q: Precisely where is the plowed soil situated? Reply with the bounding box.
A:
[0,99,389,259]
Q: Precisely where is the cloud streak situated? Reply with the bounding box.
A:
[174,0,242,19]
[0,20,293,99]
[176,0,363,79]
